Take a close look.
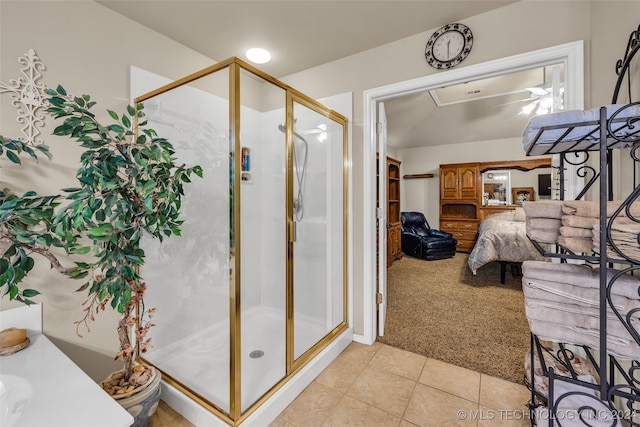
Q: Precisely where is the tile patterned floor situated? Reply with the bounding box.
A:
[153,341,532,426]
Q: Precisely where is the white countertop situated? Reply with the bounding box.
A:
[0,304,133,427]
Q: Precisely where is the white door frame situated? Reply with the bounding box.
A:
[360,41,584,344]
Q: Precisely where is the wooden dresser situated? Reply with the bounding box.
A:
[439,162,480,253]
[439,158,552,253]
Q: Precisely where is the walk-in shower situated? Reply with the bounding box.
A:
[135,58,349,425]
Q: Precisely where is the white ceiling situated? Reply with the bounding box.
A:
[383,64,565,148]
[97,0,537,148]
[97,0,516,78]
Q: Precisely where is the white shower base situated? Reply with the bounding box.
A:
[146,306,342,417]
[158,325,352,426]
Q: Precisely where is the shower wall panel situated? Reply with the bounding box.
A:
[141,71,232,412]
[239,69,287,411]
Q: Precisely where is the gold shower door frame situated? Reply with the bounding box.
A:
[135,57,349,426]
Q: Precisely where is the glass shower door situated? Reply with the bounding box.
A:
[291,99,346,361]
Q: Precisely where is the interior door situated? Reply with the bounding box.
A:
[377,101,387,336]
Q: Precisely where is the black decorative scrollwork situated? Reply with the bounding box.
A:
[615,24,640,78]
[552,389,619,427]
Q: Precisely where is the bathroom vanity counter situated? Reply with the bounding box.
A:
[0,305,133,427]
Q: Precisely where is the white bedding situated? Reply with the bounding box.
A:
[468,211,547,275]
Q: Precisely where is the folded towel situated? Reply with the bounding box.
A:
[605,220,640,235]
[527,217,562,230]
[523,200,564,219]
[524,298,640,340]
[522,277,636,312]
[593,223,640,261]
[562,200,640,218]
[522,260,640,300]
[559,225,593,238]
[557,235,593,253]
[562,215,599,229]
[526,228,559,244]
[527,318,640,360]
[523,104,640,156]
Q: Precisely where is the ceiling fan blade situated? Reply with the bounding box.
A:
[526,87,548,96]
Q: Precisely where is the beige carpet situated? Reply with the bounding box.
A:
[377,254,529,384]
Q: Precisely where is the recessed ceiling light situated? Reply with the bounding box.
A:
[246,48,271,64]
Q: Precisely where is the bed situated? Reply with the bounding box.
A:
[468,209,547,278]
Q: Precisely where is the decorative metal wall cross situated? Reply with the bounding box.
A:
[0,49,48,145]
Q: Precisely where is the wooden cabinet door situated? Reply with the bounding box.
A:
[458,165,479,200]
[387,224,402,266]
[440,166,459,200]
[440,164,478,200]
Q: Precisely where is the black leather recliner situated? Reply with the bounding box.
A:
[400,211,457,260]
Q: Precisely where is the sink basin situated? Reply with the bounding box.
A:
[0,374,32,427]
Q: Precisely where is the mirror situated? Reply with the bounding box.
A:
[482,169,511,206]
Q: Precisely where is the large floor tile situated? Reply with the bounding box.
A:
[150,401,196,427]
[322,394,402,426]
[268,416,297,427]
[399,420,421,427]
[479,374,531,413]
[340,341,382,365]
[369,344,427,381]
[316,354,367,392]
[476,405,532,427]
[403,383,478,427]
[279,381,344,427]
[346,365,416,417]
[418,358,481,403]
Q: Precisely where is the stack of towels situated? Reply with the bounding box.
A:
[523,200,564,243]
[522,260,640,360]
[593,222,640,261]
[524,199,640,257]
[559,200,640,254]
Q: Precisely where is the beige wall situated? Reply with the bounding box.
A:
[2,0,640,374]
[0,0,214,380]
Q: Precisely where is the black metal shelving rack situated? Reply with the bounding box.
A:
[522,25,640,427]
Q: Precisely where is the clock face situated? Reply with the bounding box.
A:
[425,23,473,69]
[432,31,465,62]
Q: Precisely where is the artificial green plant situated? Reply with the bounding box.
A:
[0,85,202,392]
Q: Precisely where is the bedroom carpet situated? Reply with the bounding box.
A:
[377,254,530,385]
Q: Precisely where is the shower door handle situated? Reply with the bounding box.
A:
[289,220,297,243]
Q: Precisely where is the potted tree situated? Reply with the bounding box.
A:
[1,85,202,426]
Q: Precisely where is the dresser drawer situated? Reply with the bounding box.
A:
[449,229,477,241]
[440,219,479,253]
[440,220,479,231]
[455,239,476,253]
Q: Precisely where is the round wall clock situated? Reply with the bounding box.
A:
[425,23,473,69]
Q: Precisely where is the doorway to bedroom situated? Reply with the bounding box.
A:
[363,41,585,378]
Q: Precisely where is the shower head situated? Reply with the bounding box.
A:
[277,122,308,145]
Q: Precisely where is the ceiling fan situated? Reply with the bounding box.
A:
[496,84,564,115]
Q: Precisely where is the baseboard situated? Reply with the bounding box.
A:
[352,332,374,345]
